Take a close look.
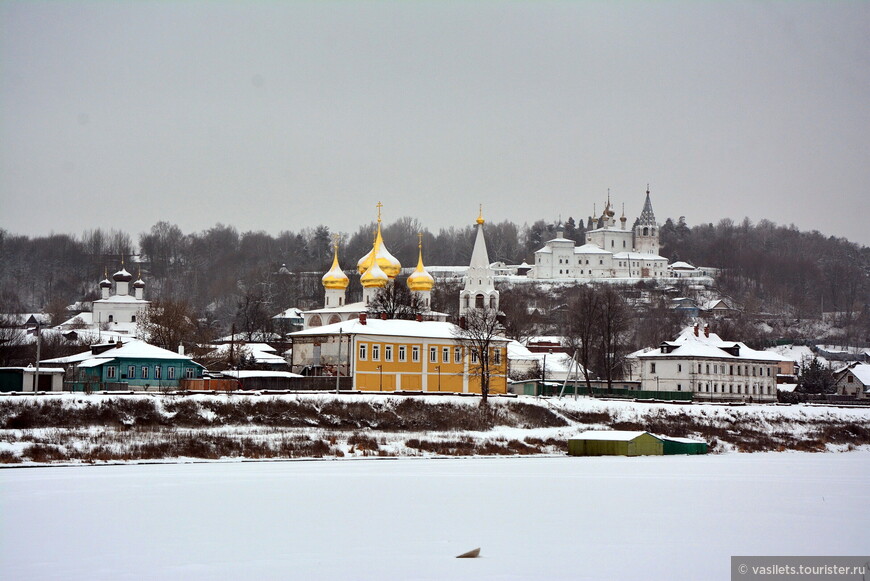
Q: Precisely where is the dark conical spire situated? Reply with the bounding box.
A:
[636,186,657,226]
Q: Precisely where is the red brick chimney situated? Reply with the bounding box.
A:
[380,312,387,320]
[693,323,699,337]
[359,313,367,325]
[416,314,422,322]
[704,324,710,338]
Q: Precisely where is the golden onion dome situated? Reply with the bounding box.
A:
[407,236,434,292]
[322,245,349,290]
[360,258,389,288]
[356,211,401,278]
[476,204,485,225]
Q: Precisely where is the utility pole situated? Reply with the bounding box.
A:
[34,320,41,393]
[336,328,342,394]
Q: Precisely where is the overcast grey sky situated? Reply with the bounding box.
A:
[2,1,868,246]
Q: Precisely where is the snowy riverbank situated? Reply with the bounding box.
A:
[1,392,869,464]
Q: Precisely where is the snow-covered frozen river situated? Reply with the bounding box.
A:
[2,453,868,580]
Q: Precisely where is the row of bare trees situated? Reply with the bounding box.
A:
[1,214,868,345]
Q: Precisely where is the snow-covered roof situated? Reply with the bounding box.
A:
[612,251,667,260]
[669,261,695,270]
[586,226,631,234]
[845,364,870,387]
[77,358,114,368]
[637,327,782,362]
[303,301,368,316]
[220,370,303,379]
[206,343,287,365]
[273,307,304,320]
[573,244,611,255]
[0,366,64,373]
[43,339,199,365]
[507,341,537,360]
[654,435,706,444]
[93,295,149,304]
[527,336,564,345]
[290,318,509,343]
[573,430,653,441]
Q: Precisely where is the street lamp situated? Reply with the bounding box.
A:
[435,365,441,391]
[377,365,383,391]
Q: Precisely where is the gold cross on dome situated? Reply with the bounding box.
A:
[376,201,383,223]
[418,232,423,249]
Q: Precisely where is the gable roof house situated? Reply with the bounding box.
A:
[834,363,870,399]
[42,339,204,392]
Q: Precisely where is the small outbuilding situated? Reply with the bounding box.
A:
[658,435,709,455]
[568,431,663,457]
[0,367,65,392]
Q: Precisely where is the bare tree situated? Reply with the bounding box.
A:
[499,285,538,344]
[368,281,424,320]
[562,285,601,392]
[138,299,197,351]
[597,286,633,391]
[454,307,502,406]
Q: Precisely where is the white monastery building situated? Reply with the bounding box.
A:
[532,188,668,280]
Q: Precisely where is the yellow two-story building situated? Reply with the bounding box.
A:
[289,317,508,395]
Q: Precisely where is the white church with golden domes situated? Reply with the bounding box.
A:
[302,203,443,329]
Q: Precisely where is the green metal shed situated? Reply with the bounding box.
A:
[659,436,708,455]
[568,431,663,457]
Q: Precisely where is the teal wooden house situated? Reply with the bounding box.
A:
[43,339,205,392]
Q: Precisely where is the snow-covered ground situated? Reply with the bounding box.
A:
[2,453,868,580]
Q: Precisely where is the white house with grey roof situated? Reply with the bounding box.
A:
[633,324,781,402]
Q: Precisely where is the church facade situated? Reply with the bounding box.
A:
[531,189,668,280]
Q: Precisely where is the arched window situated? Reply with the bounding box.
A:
[489,295,496,308]
[131,315,136,323]
[475,294,485,308]
[463,295,470,308]
[310,315,322,327]
[643,227,649,236]
[328,315,341,325]
[108,315,114,323]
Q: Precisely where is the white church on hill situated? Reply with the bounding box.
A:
[531,188,669,281]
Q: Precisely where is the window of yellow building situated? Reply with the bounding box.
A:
[442,347,449,363]
[359,344,367,360]
[372,345,380,361]
[454,347,461,364]
[385,345,393,361]
[398,345,406,362]
[412,346,420,362]
[429,347,437,362]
